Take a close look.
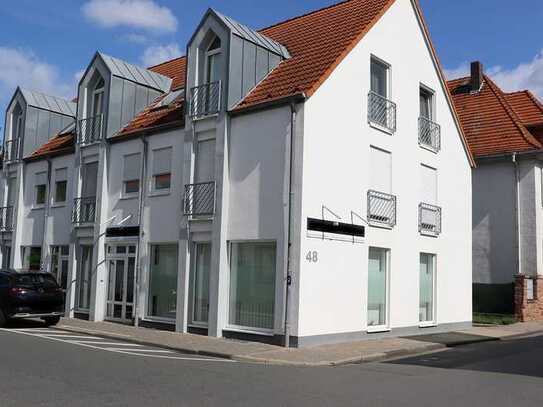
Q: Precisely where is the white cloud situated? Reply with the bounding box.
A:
[141,43,181,67]
[443,63,470,81]
[123,33,149,44]
[490,51,543,98]
[0,47,74,99]
[82,0,177,33]
[444,52,543,99]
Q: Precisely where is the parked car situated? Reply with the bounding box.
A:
[0,269,65,327]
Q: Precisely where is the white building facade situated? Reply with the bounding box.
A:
[1,0,473,346]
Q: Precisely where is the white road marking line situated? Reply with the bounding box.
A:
[104,348,172,353]
[69,341,143,347]
[0,328,234,362]
[36,334,103,339]
[11,329,58,333]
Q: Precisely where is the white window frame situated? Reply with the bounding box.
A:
[122,153,141,199]
[419,253,438,328]
[53,168,68,206]
[150,147,172,196]
[369,55,393,134]
[34,172,48,209]
[419,84,436,121]
[225,239,278,336]
[366,247,391,333]
[204,36,221,85]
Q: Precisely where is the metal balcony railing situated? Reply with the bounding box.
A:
[419,117,441,152]
[190,81,221,118]
[4,139,20,163]
[368,91,397,133]
[367,190,397,228]
[78,114,104,145]
[72,197,96,224]
[183,181,216,217]
[0,206,14,231]
[419,203,442,236]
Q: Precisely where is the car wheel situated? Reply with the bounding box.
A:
[0,308,6,328]
[43,316,61,326]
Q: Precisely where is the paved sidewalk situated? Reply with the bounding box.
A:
[55,318,543,366]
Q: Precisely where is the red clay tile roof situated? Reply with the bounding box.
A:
[448,76,542,158]
[236,0,396,109]
[148,56,186,91]
[505,91,543,127]
[115,93,185,139]
[26,129,75,161]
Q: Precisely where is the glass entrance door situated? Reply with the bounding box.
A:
[106,244,136,323]
[189,243,211,326]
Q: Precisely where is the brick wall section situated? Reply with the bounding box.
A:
[515,275,543,321]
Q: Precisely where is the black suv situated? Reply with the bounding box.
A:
[0,269,65,327]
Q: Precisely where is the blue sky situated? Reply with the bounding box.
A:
[1,0,542,130]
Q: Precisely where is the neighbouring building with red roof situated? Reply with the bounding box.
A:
[1,0,473,346]
[449,62,543,322]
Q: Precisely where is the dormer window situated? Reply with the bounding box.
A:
[79,74,105,145]
[5,103,23,162]
[205,36,221,85]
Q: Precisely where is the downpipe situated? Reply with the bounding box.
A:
[284,102,296,348]
[512,153,522,275]
[133,134,148,328]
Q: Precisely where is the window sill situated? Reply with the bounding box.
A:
[368,222,394,230]
[419,322,437,328]
[419,143,440,154]
[51,203,67,209]
[366,326,390,334]
[149,190,171,198]
[142,317,175,325]
[420,231,440,238]
[119,194,139,201]
[224,325,275,337]
[368,121,395,135]
[31,205,45,211]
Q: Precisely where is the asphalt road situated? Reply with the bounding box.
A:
[1,323,542,407]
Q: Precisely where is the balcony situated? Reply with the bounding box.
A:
[190,82,221,118]
[368,91,397,133]
[367,190,397,228]
[183,182,216,217]
[4,139,20,163]
[0,206,14,231]
[77,114,104,145]
[419,117,441,152]
[419,203,442,236]
[72,197,96,224]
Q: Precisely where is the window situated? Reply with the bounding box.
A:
[229,242,276,331]
[1,245,11,269]
[11,103,23,141]
[420,86,434,120]
[76,245,93,311]
[190,243,211,325]
[22,246,42,271]
[420,253,436,324]
[122,153,141,197]
[370,147,392,194]
[195,139,216,183]
[35,172,47,206]
[371,57,389,98]
[367,247,389,329]
[51,245,69,290]
[152,147,172,192]
[527,278,535,301]
[205,36,221,84]
[420,165,438,205]
[54,168,68,204]
[148,244,178,320]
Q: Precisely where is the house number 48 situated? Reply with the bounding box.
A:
[306,251,318,263]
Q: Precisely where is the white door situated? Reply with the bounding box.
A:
[106,244,136,323]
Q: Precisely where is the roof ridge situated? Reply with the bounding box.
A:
[147,55,186,70]
[485,75,542,149]
[258,0,353,32]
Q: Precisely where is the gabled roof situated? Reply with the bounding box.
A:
[98,52,172,93]
[212,9,290,58]
[25,124,76,162]
[505,91,543,127]
[236,0,396,109]
[148,56,186,91]
[19,88,76,117]
[448,75,542,158]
